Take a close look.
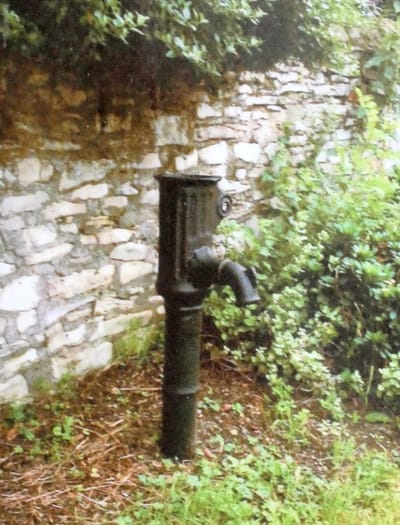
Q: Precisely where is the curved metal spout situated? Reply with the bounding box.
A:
[189,246,260,307]
[218,259,260,306]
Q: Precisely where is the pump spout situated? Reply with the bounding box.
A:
[218,259,260,306]
[189,246,260,307]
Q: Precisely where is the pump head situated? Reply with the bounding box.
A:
[156,173,259,306]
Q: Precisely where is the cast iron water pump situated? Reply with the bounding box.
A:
[156,174,259,460]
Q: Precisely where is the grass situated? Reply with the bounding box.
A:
[115,438,400,525]
[0,356,399,524]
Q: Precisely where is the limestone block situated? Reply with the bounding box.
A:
[15,157,54,184]
[104,196,128,209]
[44,201,86,220]
[243,95,278,107]
[116,183,139,196]
[89,310,153,341]
[195,126,241,142]
[140,189,159,206]
[224,106,242,118]
[110,242,149,261]
[81,216,115,234]
[80,235,97,245]
[239,112,251,122]
[335,129,352,141]
[0,191,49,216]
[17,310,37,332]
[71,183,109,201]
[94,296,135,315]
[1,216,24,231]
[0,375,29,403]
[235,168,247,180]
[17,158,41,185]
[285,105,307,123]
[96,229,132,244]
[51,341,113,380]
[288,135,308,147]
[0,275,42,311]
[47,323,87,354]
[154,116,189,146]
[75,342,113,375]
[314,72,327,85]
[26,243,73,265]
[233,142,261,163]
[49,265,115,299]
[66,307,92,323]
[332,83,352,97]
[239,84,253,94]
[132,153,162,170]
[3,349,38,378]
[44,296,95,327]
[199,142,230,165]
[208,165,228,178]
[40,163,55,182]
[59,223,79,234]
[119,261,153,284]
[218,179,250,195]
[265,142,279,159]
[268,70,299,83]
[312,84,336,97]
[156,305,165,316]
[252,190,264,201]
[0,167,16,187]
[197,103,223,119]
[252,123,279,147]
[42,139,81,151]
[175,150,198,172]
[135,173,154,188]
[23,224,57,247]
[277,83,310,95]
[248,167,265,179]
[59,160,115,191]
[149,295,164,305]
[0,262,16,277]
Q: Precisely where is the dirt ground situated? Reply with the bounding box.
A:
[0,355,399,525]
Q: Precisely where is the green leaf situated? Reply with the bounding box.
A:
[365,412,392,424]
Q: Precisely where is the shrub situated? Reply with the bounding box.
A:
[1,1,363,80]
[205,91,400,411]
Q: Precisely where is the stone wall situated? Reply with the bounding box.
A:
[0,61,358,403]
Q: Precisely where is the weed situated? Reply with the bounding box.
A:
[52,415,76,442]
[113,319,163,365]
[266,375,311,445]
[198,396,221,413]
[114,438,400,525]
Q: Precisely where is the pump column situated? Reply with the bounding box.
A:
[161,302,202,459]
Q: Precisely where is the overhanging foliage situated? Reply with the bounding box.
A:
[1,1,364,82]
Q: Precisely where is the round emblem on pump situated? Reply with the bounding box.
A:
[217,194,232,217]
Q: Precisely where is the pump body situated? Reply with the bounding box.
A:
[156,174,259,459]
